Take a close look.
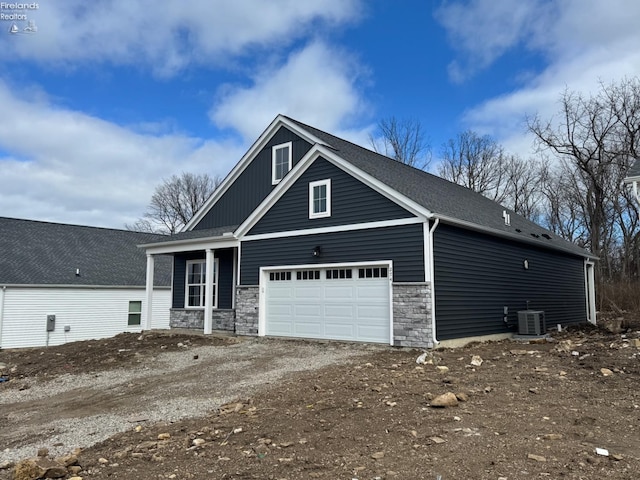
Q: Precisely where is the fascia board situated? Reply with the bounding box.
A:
[434,214,598,260]
[182,115,329,232]
[140,237,239,255]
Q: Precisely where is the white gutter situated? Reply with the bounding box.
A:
[429,218,440,347]
[0,286,5,349]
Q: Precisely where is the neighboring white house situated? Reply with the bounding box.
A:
[0,217,172,349]
[625,160,640,204]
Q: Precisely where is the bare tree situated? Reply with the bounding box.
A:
[502,155,549,221]
[127,172,222,234]
[369,117,431,170]
[437,130,510,203]
[528,79,640,296]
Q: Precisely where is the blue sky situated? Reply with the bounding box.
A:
[1,0,639,228]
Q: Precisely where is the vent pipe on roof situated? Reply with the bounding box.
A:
[502,210,511,226]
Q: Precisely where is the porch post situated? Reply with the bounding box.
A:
[144,254,155,330]
[204,248,215,334]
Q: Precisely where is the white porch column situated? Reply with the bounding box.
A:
[204,248,215,334]
[144,254,155,330]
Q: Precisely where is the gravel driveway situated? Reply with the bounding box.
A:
[0,335,379,464]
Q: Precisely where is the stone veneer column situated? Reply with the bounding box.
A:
[392,282,433,348]
[235,286,259,336]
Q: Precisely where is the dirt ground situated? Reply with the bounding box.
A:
[1,316,640,480]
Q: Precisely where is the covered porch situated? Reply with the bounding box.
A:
[140,228,241,335]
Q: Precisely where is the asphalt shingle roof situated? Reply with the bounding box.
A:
[285,117,592,258]
[0,217,172,286]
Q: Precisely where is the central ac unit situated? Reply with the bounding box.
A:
[517,310,545,335]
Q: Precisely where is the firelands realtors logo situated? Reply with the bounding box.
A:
[1,2,39,34]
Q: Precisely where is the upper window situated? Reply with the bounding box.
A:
[309,179,331,219]
[272,142,292,184]
[128,301,142,326]
[185,259,218,308]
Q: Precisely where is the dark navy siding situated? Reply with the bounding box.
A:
[194,127,312,230]
[248,158,415,235]
[433,223,587,340]
[240,223,424,285]
[172,249,234,309]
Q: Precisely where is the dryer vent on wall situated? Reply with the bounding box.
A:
[517,310,545,335]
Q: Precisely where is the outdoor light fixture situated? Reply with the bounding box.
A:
[523,260,529,270]
[312,246,322,257]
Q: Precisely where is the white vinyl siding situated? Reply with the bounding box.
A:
[271,142,292,184]
[0,287,171,349]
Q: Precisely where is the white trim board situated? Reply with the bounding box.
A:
[242,217,424,242]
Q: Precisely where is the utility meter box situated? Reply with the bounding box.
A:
[46,314,56,332]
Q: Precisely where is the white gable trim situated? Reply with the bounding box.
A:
[234,144,432,238]
[242,217,424,242]
[183,115,328,232]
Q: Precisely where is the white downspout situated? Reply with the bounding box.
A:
[429,218,440,347]
[0,286,6,349]
[633,181,639,204]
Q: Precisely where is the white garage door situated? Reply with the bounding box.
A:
[264,265,390,344]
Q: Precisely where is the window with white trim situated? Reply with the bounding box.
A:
[128,301,142,326]
[272,142,292,184]
[185,259,218,308]
[309,179,331,218]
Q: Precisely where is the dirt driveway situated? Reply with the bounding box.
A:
[2,321,640,480]
[0,332,378,466]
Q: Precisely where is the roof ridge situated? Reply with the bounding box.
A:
[0,216,168,237]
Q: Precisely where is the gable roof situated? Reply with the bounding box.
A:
[0,217,172,286]
[280,116,593,258]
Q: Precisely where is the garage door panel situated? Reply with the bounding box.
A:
[323,285,355,299]
[265,265,390,344]
[294,322,323,336]
[324,323,356,338]
[324,304,355,319]
[357,325,388,342]
[356,284,387,300]
[294,286,323,300]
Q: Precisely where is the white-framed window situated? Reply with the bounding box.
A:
[185,259,218,308]
[128,300,142,326]
[272,141,292,184]
[309,179,331,218]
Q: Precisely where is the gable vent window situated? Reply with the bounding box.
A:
[309,179,331,219]
[358,267,388,279]
[272,142,292,184]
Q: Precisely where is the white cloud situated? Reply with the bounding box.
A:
[437,0,640,157]
[210,41,371,141]
[0,81,244,228]
[2,0,361,75]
